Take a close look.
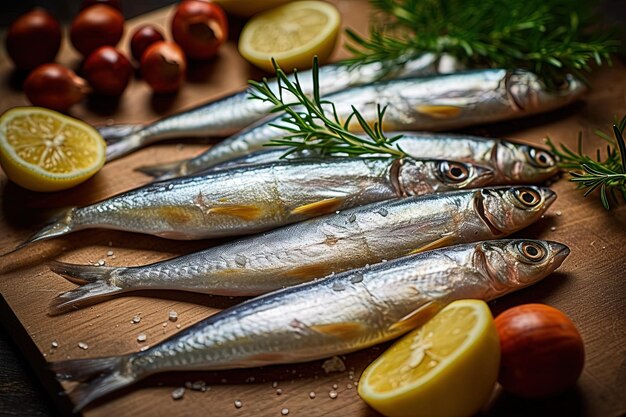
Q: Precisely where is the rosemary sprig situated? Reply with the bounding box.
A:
[248,57,406,158]
[344,0,619,88]
[546,116,626,209]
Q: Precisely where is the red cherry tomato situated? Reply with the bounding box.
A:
[83,46,132,96]
[5,8,62,70]
[171,0,228,60]
[140,41,187,93]
[130,24,165,62]
[24,64,88,112]
[70,4,125,56]
[495,304,585,398]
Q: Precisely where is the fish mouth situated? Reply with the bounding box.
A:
[474,191,503,236]
[549,241,571,266]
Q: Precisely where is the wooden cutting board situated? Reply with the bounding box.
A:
[0,1,625,416]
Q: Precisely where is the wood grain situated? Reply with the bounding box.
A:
[0,1,625,417]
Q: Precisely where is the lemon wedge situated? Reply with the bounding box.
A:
[358,300,500,417]
[0,107,106,192]
[238,1,341,73]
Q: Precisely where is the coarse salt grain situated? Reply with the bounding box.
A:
[169,311,178,322]
[137,334,147,342]
[51,341,59,348]
[309,391,316,399]
[329,390,338,399]
[281,409,289,415]
[78,342,88,350]
[234,400,243,409]
[171,387,185,400]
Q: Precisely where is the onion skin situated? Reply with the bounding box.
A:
[80,0,122,11]
[171,0,228,60]
[83,46,132,96]
[495,304,585,398]
[24,64,88,111]
[70,4,125,57]
[130,24,165,62]
[140,41,187,93]
[5,8,62,71]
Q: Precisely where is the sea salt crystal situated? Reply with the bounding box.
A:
[107,250,114,257]
[281,408,289,415]
[132,315,141,324]
[329,390,338,399]
[234,400,243,409]
[309,391,316,399]
[137,334,147,342]
[77,342,88,350]
[322,356,346,373]
[169,311,178,322]
[171,387,185,400]
[51,341,59,348]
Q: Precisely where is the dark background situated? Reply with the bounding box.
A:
[1,1,625,416]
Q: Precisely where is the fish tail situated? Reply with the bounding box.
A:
[135,160,184,179]
[1,209,76,257]
[105,130,147,161]
[97,123,142,143]
[48,261,124,314]
[51,355,136,412]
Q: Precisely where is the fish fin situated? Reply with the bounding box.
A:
[208,205,263,221]
[310,322,364,340]
[290,198,345,217]
[48,261,124,315]
[0,209,76,257]
[135,160,184,179]
[407,234,456,255]
[415,105,462,119]
[388,300,444,333]
[51,355,136,412]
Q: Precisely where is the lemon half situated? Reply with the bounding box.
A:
[238,1,341,73]
[358,300,500,417]
[0,107,106,192]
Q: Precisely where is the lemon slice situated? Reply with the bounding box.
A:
[0,107,106,192]
[238,1,341,73]
[358,300,500,417]
[213,0,292,18]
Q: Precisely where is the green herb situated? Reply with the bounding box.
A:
[546,116,626,209]
[248,57,406,158]
[344,0,619,88]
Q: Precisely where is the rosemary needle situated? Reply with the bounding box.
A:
[546,116,626,209]
[248,57,406,159]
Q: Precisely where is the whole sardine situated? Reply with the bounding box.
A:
[142,69,584,179]
[10,158,493,253]
[49,186,555,313]
[144,132,558,184]
[52,239,570,411]
[102,54,444,160]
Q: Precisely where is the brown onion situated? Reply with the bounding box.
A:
[140,41,186,93]
[24,64,88,111]
[83,46,132,96]
[130,24,165,62]
[80,0,122,11]
[171,0,228,60]
[5,8,62,70]
[495,304,585,398]
[70,4,125,56]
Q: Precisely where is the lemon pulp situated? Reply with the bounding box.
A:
[0,107,106,192]
[238,1,341,73]
[358,299,500,417]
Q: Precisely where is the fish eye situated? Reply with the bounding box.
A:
[514,187,541,207]
[528,148,556,168]
[439,161,469,182]
[518,241,546,262]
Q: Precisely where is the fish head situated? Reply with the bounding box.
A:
[397,159,494,195]
[475,239,570,293]
[476,186,556,234]
[494,141,559,182]
[506,71,586,113]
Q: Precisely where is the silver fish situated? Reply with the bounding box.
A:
[11,158,493,253]
[102,54,444,160]
[48,186,555,313]
[142,70,584,179]
[52,239,570,411]
[143,132,558,184]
